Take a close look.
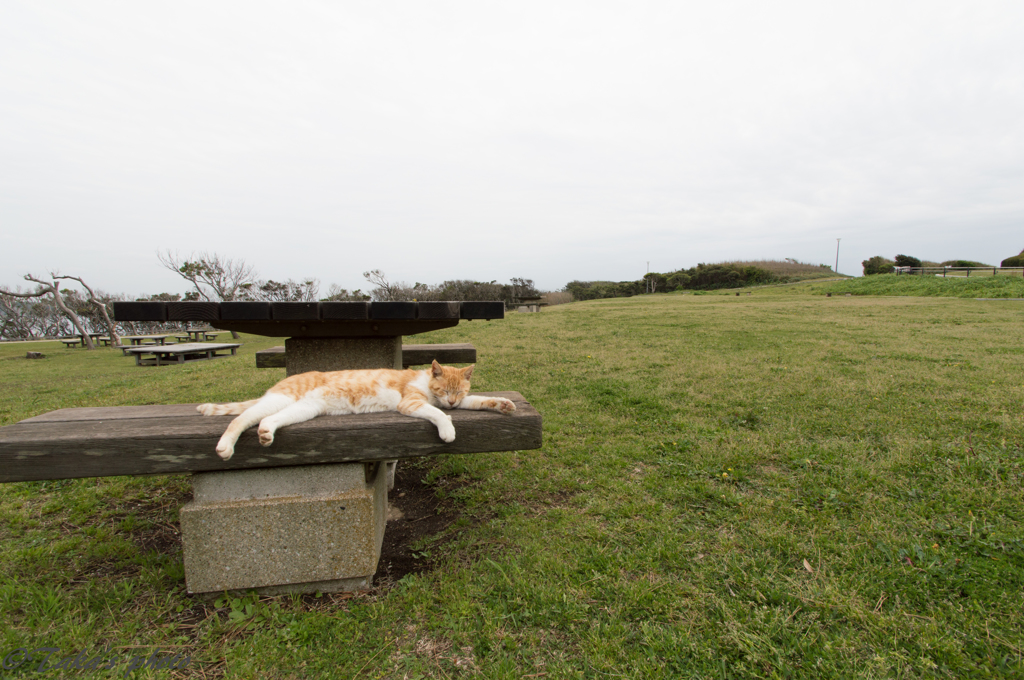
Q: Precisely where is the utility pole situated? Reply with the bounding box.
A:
[835,239,841,274]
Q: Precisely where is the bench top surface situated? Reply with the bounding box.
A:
[0,392,541,482]
[124,342,241,355]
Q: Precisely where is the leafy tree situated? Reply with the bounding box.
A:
[862,256,895,275]
[894,254,922,268]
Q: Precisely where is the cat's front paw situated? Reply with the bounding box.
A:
[215,441,235,460]
[257,425,275,447]
[197,403,217,416]
[492,398,516,414]
[437,419,456,443]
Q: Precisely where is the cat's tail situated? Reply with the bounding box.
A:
[196,399,260,416]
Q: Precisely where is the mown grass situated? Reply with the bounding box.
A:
[2,288,1023,678]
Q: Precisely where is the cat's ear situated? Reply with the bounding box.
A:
[431,359,444,377]
[461,364,475,381]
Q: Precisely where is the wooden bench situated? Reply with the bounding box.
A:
[255,343,478,369]
[123,342,241,366]
[0,394,541,594]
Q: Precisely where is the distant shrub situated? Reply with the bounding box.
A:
[1001,249,1024,267]
[564,280,643,301]
[862,256,895,275]
[894,254,922,268]
[940,260,994,268]
[680,263,775,290]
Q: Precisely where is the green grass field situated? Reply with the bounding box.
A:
[2,284,1023,678]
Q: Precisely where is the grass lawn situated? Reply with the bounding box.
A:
[1,286,1023,678]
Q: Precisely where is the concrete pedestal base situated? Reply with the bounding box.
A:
[180,463,387,595]
[284,337,401,376]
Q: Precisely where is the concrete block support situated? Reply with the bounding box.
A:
[284,337,401,375]
[180,463,387,595]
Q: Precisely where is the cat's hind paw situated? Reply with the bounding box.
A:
[257,426,275,447]
[197,403,217,416]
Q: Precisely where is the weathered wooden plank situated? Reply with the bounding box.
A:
[21,404,202,423]
[0,392,541,482]
[321,302,370,320]
[416,301,460,319]
[460,301,505,319]
[212,319,460,338]
[166,302,220,321]
[401,343,476,366]
[272,302,320,320]
[220,302,272,320]
[112,302,167,321]
[256,346,288,368]
[370,302,417,319]
[255,343,478,369]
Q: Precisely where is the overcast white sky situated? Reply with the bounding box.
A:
[2,1,1022,296]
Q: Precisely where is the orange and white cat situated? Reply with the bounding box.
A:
[197,360,515,460]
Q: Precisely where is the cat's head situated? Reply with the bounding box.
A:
[429,360,474,408]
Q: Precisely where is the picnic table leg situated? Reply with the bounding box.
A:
[178,336,397,596]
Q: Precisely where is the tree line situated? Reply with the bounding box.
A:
[0,252,540,343]
[564,261,827,300]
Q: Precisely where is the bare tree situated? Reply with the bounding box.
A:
[0,275,96,348]
[158,250,260,338]
[363,270,414,302]
[158,250,258,302]
[53,275,121,346]
[322,284,371,301]
[0,288,43,339]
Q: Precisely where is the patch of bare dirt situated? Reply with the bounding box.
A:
[374,459,466,586]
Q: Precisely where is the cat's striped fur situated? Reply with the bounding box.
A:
[197,360,515,460]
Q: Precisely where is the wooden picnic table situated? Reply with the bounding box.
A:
[61,333,108,348]
[119,334,171,346]
[123,342,241,366]
[184,328,220,342]
[111,300,509,595]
